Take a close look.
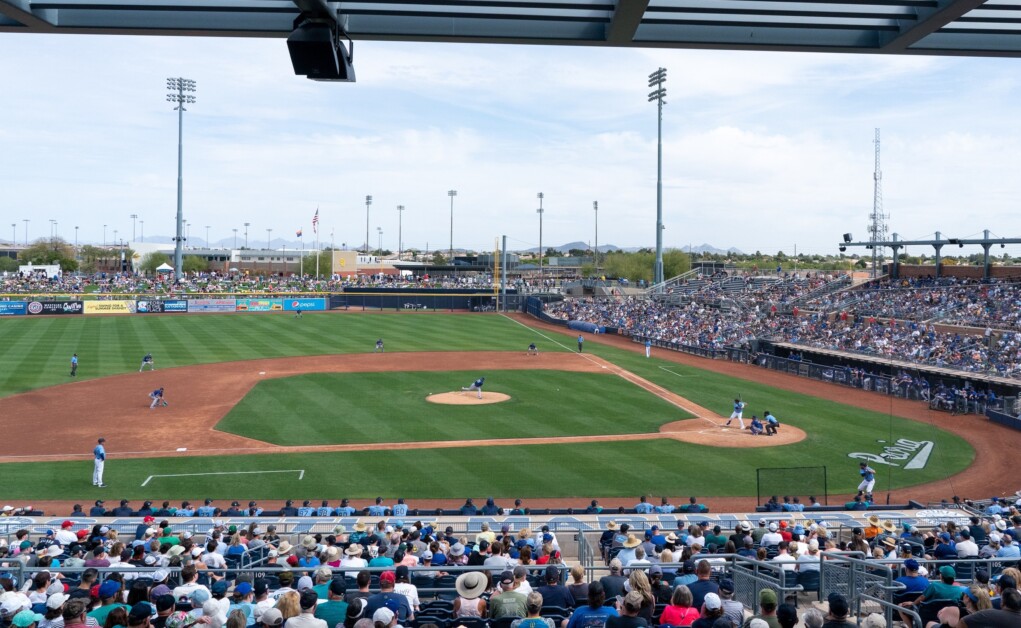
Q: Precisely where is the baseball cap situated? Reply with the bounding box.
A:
[768,523,778,532]
[260,609,283,627]
[129,603,152,621]
[904,559,919,570]
[234,582,253,596]
[61,520,74,528]
[500,571,514,585]
[421,550,433,560]
[98,581,120,599]
[45,593,69,610]
[328,580,346,596]
[211,580,228,595]
[703,593,722,611]
[189,589,210,605]
[718,579,734,593]
[939,565,956,579]
[759,589,777,605]
[379,571,396,585]
[12,611,44,628]
[372,608,395,625]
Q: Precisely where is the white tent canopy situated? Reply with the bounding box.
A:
[156,263,174,273]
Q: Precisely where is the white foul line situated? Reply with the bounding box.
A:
[658,366,698,378]
[140,469,305,487]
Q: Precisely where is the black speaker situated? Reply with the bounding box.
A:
[287,22,355,82]
[842,233,852,243]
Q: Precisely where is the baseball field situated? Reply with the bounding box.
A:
[0,311,983,505]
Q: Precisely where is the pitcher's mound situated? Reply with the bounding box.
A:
[427,392,511,405]
[659,419,806,448]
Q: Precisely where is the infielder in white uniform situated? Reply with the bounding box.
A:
[93,437,107,487]
[725,398,747,430]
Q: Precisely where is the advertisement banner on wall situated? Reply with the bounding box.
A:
[27,301,85,316]
[0,302,28,316]
[83,300,136,315]
[136,300,165,313]
[189,299,237,313]
[163,300,189,312]
[282,298,327,312]
[236,299,283,312]
[135,300,189,314]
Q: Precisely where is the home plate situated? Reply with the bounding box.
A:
[259,371,266,375]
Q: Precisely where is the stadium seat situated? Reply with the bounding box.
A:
[796,570,820,601]
[489,617,517,628]
[459,618,490,628]
[918,600,964,627]
[411,616,449,628]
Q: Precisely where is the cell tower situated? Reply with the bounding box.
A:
[868,128,889,278]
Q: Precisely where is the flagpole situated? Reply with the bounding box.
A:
[313,206,320,279]
[300,232,304,277]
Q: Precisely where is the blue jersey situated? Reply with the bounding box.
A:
[143,354,152,363]
[94,444,106,461]
[474,378,484,388]
[734,402,743,413]
[150,389,163,398]
[861,466,875,481]
[765,414,779,425]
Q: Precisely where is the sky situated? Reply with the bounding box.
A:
[1,33,1020,257]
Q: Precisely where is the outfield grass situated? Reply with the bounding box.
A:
[0,313,561,396]
[218,371,688,445]
[0,312,975,500]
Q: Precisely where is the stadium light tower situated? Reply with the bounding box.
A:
[205,225,211,248]
[593,201,599,268]
[139,220,144,242]
[10,223,15,245]
[232,228,238,249]
[448,189,457,262]
[167,76,196,282]
[364,195,372,254]
[244,222,250,248]
[536,192,545,284]
[396,205,405,260]
[130,214,138,242]
[648,67,667,287]
[22,219,28,245]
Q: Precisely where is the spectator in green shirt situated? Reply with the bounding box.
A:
[313,580,348,628]
[900,565,963,613]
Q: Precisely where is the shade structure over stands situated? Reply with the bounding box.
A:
[155,263,174,273]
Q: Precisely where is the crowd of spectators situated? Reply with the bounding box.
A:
[0,272,496,297]
[802,277,1021,333]
[546,278,1021,379]
[7,504,1021,628]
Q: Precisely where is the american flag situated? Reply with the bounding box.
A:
[312,208,319,234]
[296,228,302,238]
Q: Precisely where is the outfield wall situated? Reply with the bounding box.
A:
[0,289,512,316]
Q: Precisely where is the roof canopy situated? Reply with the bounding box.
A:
[2,0,1019,57]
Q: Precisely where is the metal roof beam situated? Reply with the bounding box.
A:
[880,0,986,51]
[0,0,55,29]
[606,0,648,43]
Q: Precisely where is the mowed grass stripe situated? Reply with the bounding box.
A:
[216,371,688,446]
[0,435,958,500]
[0,314,554,397]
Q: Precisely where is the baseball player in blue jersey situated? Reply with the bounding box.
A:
[139,353,155,372]
[149,387,167,409]
[92,437,107,487]
[645,339,652,358]
[527,342,539,356]
[70,353,78,377]
[857,462,876,499]
[375,339,384,353]
[725,398,747,429]
[461,377,485,399]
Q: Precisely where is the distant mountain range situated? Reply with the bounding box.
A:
[132,236,743,256]
[518,241,744,255]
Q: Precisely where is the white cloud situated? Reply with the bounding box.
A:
[1,34,1019,257]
